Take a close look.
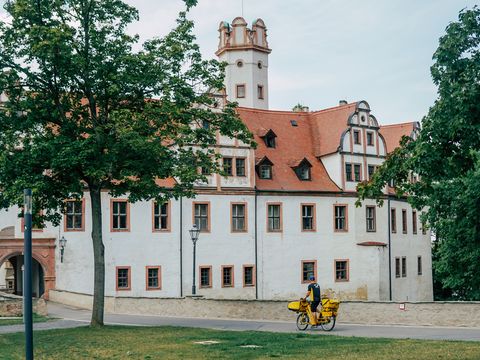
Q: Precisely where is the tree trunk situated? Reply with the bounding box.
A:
[89,184,105,326]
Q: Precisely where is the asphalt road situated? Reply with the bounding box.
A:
[38,302,480,342]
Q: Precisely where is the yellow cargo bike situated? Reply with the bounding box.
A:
[288,297,340,331]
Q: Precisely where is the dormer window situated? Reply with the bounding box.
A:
[261,130,277,148]
[256,157,273,179]
[292,158,312,181]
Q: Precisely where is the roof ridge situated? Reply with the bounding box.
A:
[381,121,416,128]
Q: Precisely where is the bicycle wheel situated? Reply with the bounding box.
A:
[296,313,309,331]
[320,316,336,331]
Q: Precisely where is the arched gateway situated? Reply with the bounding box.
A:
[0,226,56,299]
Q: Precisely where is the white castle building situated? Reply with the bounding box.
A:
[0,17,433,302]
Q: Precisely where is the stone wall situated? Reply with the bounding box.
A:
[49,290,480,328]
[0,292,48,317]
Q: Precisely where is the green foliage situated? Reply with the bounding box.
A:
[0,0,253,221]
[357,6,480,300]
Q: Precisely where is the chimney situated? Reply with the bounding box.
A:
[339,100,348,106]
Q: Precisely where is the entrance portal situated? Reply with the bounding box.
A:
[1,255,45,297]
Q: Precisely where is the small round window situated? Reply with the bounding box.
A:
[257,61,263,69]
[237,60,244,68]
[361,115,366,122]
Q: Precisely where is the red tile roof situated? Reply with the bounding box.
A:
[380,122,416,153]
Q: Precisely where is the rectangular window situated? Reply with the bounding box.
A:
[235,158,246,177]
[335,260,349,282]
[395,258,401,278]
[257,85,264,99]
[402,209,407,234]
[301,204,315,231]
[345,163,353,182]
[231,203,247,232]
[112,200,129,231]
[199,266,212,288]
[353,130,361,145]
[259,164,272,179]
[221,265,234,287]
[368,165,377,180]
[417,256,422,276]
[354,164,362,181]
[267,204,282,232]
[366,206,376,232]
[412,210,417,234]
[236,84,246,98]
[243,265,255,287]
[302,260,317,283]
[391,208,397,233]
[367,131,374,146]
[146,266,161,290]
[223,157,233,176]
[65,200,84,231]
[334,205,348,231]
[153,202,169,231]
[194,203,210,232]
[402,257,407,278]
[116,267,131,291]
[201,165,211,175]
[422,212,427,235]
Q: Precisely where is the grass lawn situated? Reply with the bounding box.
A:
[0,326,479,360]
[0,314,51,326]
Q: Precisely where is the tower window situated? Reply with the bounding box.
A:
[257,85,264,99]
[257,61,263,69]
[236,84,246,98]
[236,60,244,67]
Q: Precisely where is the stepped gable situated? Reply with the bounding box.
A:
[380,121,416,153]
[309,102,358,157]
[237,107,340,192]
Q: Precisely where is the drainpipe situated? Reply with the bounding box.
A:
[254,187,258,300]
[179,196,183,298]
[387,197,392,301]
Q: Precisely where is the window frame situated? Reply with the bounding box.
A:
[412,210,417,234]
[199,265,212,288]
[110,199,130,232]
[366,131,374,146]
[333,204,348,232]
[243,265,255,287]
[266,203,282,232]
[221,265,234,288]
[301,203,316,232]
[193,202,211,233]
[401,256,407,278]
[116,266,131,291]
[259,164,272,179]
[64,198,85,232]
[235,158,246,177]
[417,256,423,276]
[223,157,233,176]
[395,257,401,278]
[391,208,397,233]
[366,206,376,232]
[152,201,171,232]
[353,164,362,182]
[334,259,349,282]
[231,202,248,233]
[353,129,361,145]
[301,260,317,284]
[257,85,264,99]
[145,266,162,290]
[236,84,246,98]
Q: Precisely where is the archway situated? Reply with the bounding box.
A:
[0,255,45,298]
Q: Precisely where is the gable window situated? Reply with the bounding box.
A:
[366,206,376,232]
[111,200,129,231]
[334,205,348,232]
[412,210,417,234]
[402,209,407,234]
[391,208,397,233]
[153,202,169,231]
[267,203,282,232]
[231,203,247,232]
[417,256,422,275]
[146,266,161,290]
[335,260,349,282]
[223,157,233,176]
[236,158,246,176]
[65,200,84,231]
[221,265,234,287]
[354,164,362,181]
[345,163,353,182]
[257,85,264,99]
[243,265,255,287]
[353,130,361,145]
[199,266,212,288]
[116,267,131,291]
[367,131,374,146]
[345,163,361,182]
[395,258,401,278]
[301,204,315,231]
[301,260,316,283]
[236,84,246,98]
[194,202,210,232]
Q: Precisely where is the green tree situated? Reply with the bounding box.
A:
[357,7,480,300]
[0,0,253,326]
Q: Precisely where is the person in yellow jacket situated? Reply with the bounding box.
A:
[304,275,321,325]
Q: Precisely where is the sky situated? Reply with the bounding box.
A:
[1,1,477,124]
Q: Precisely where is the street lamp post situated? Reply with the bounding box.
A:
[189,224,200,295]
[59,236,67,263]
[23,189,33,360]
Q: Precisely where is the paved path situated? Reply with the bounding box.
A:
[1,302,479,342]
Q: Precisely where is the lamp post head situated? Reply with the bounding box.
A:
[189,224,200,244]
[59,236,67,250]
